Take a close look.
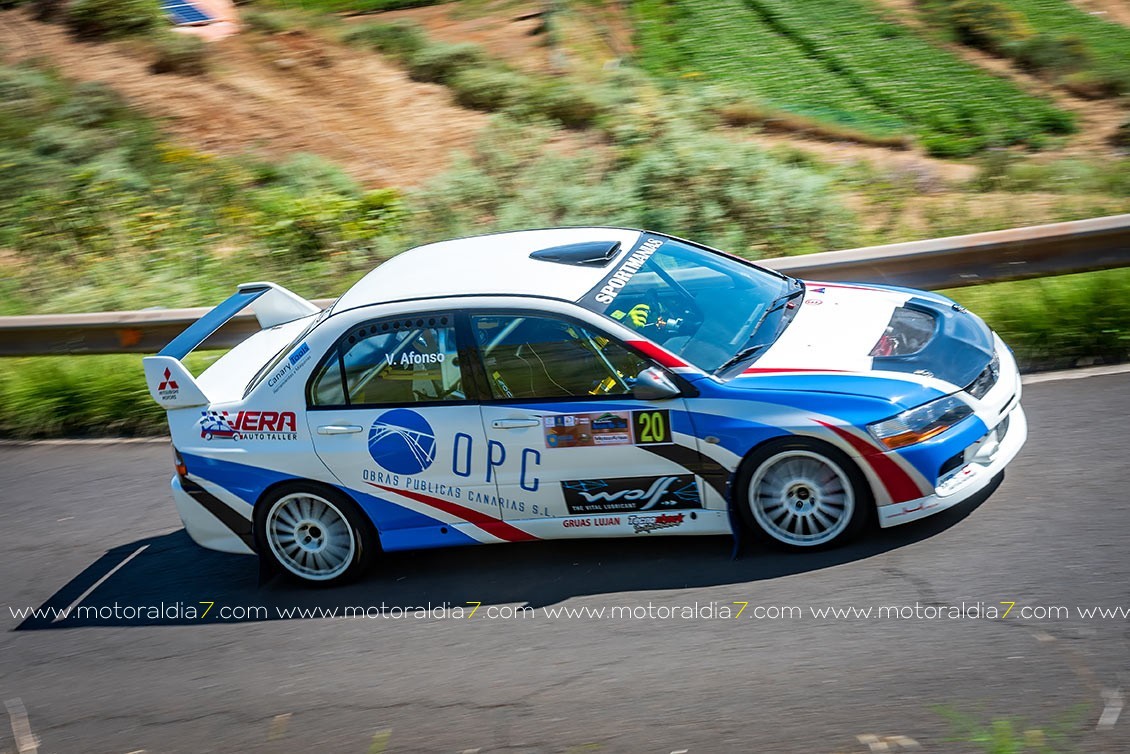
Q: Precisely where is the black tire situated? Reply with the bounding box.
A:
[735,437,872,550]
[255,482,378,586]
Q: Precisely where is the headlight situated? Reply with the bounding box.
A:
[867,395,973,450]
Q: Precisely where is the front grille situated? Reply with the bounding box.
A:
[938,450,965,482]
[965,353,1000,399]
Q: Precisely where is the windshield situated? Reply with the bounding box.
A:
[578,235,794,373]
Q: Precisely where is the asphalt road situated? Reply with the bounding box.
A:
[1,371,1128,754]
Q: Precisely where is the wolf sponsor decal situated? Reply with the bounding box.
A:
[562,475,701,514]
[198,410,298,441]
[627,512,685,534]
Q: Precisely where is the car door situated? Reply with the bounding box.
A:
[306,311,506,548]
[471,310,711,537]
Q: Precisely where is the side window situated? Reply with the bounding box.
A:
[310,314,463,406]
[472,313,651,400]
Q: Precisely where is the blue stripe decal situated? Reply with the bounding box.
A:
[341,487,480,551]
[892,414,988,483]
[182,452,294,507]
[181,451,479,546]
[159,287,267,360]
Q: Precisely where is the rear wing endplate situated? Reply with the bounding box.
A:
[143,282,321,408]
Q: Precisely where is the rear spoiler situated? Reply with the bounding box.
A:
[142,282,321,408]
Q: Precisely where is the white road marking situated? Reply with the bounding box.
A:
[856,734,919,751]
[52,545,149,623]
[367,728,391,754]
[1098,688,1123,730]
[4,699,38,754]
[1022,363,1130,385]
[857,734,887,752]
[267,713,290,741]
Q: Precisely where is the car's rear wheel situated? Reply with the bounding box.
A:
[257,484,376,585]
[737,439,871,549]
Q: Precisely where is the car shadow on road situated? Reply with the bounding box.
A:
[15,477,1000,630]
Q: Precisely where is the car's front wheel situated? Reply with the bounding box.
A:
[257,484,376,585]
[737,439,871,549]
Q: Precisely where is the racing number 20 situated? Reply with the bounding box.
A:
[634,410,671,445]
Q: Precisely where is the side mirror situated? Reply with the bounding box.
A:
[632,366,681,401]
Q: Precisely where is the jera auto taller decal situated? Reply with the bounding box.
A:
[198,410,298,441]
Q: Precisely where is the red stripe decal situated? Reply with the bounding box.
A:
[814,420,924,504]
[742,367,849,375]
[626,340,688,369]
[807,281,885,292]
[366,483,537,542]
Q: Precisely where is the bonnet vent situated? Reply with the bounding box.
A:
[529,240,621,267]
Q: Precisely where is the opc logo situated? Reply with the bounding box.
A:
[367,409,436,475]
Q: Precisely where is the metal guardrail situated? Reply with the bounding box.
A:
[760,213,1130,288]
[1,214,1128,356]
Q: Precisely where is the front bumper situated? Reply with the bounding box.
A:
[877,402,1027,527]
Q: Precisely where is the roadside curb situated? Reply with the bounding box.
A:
[0,437,169,447]
[1021,363,1130,385]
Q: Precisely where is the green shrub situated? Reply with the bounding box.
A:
[1010,32,1089,75]
[1112,119,1130,149]
[449,66,525,112]
[242,9,290,35]
[65,0,163,39]
[519,79,604,130]
[407,116,855,257]
[150,32,209,76]
[405,42,484,84]
[52,82,127,128]
[342,21,427,62]
[254,152,362,196]
[944,0,1031,54]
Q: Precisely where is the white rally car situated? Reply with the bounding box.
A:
[144,229,1026,584]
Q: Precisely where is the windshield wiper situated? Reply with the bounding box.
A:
[714,344,767,375]
[766,285,805,314]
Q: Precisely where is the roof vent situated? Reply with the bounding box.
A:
[529,240,621,267]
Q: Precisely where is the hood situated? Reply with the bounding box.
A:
[744,281,994,390]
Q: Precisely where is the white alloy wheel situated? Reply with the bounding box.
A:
[747,449,856,547]
[265,492,358,581]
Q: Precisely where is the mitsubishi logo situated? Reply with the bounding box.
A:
[158,368,179,391]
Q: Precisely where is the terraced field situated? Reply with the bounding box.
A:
[631,0,1075,155]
